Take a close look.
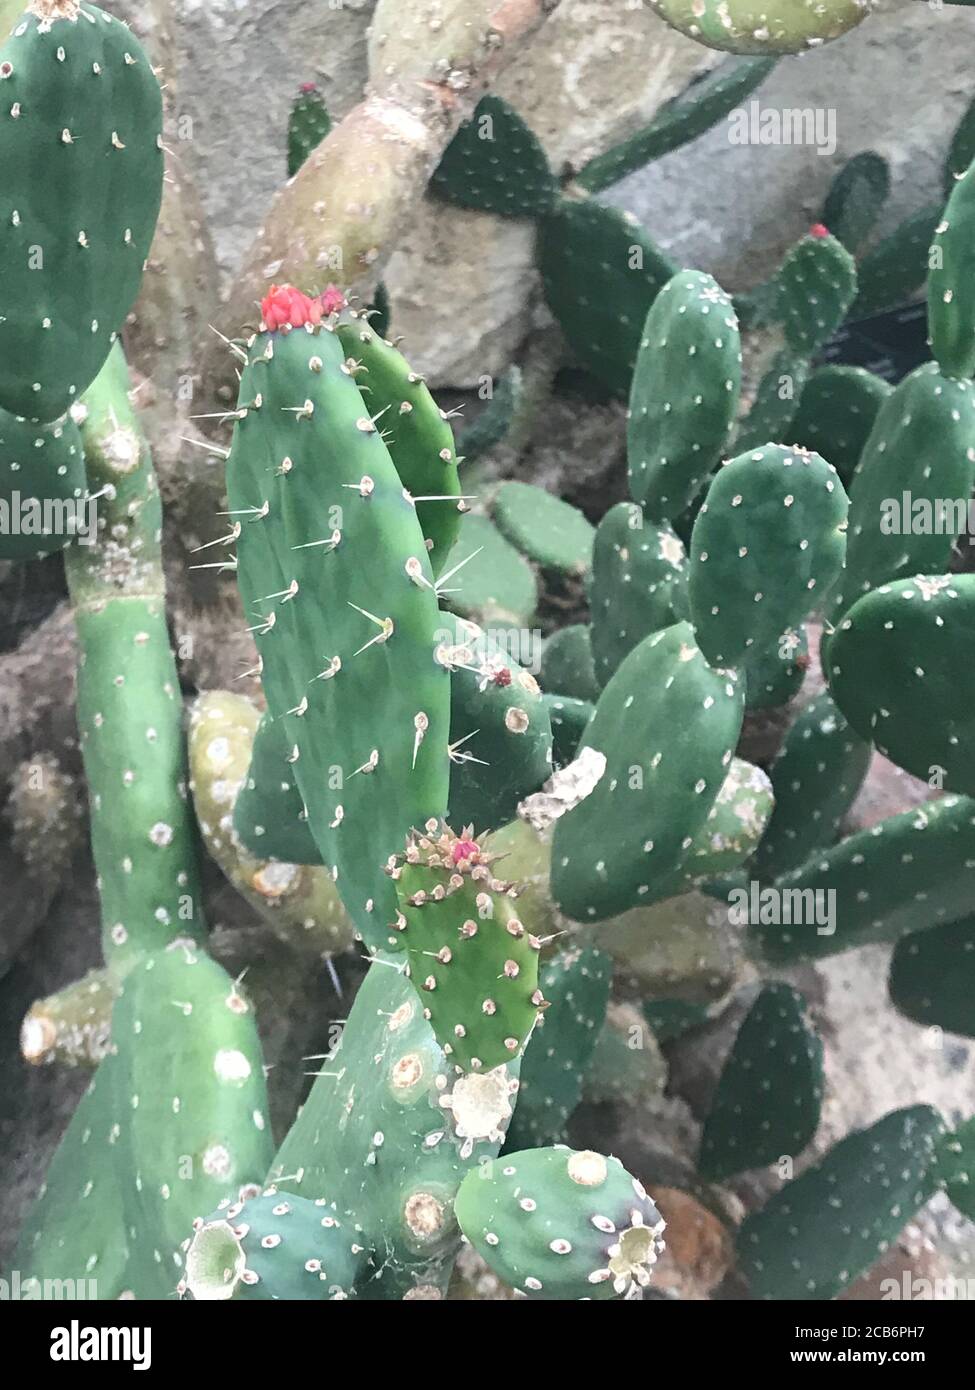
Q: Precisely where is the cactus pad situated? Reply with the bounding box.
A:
[647,0,873,55]
[0,1,163,421]
[929,154,975,379]
[699,984,823,1181]
[492,481,595,577]
[889,916,975,1038]
[0,406,87,559]
[455,1146,666,1300]
[431,94,557,218]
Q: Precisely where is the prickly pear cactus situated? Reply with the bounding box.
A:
[455,1146,666,1300]
[389,823,545,1074]
[0,405,87,559]
[647,0,874,59]
[0,0,163,421]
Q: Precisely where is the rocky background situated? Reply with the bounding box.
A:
[2,0,975,1297]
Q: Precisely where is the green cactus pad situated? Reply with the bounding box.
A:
[551,622,744,922]
[455,1145,666,1300]
[647,0,873,55]
[0,407,87,559]
[492,481,595,577]
[829,367,975,623]
[789,365,892,487]
[575,57,776,193]
[826,575,975,793]
[851,202,941,318]
[946,94,975,196]
[742,625,808,710]
[539,199,679,396]
[14,1051,131,1297]
[185,1193,365,1300]
[539,624,600,703]
[689,444,848,669]
[458,367,522,464]
[936,1117,975,1221]
[268,955,522,1297]
[112,941,273,1296]
[287,83,331,178]
[929,155,975,380]
[738,1106,945,1301]
[889,917,975,1039]
[390,825,545,1074]
[438,613,552,832]
[754,690,871,881]
[442,513,538,627]
[590,501,688,688]
[431,94,557,218]
[0,2,163,421]
[753,794,975,963]
[776,228,858,356]
[504,946,612,1150]
[334,310,462,576]
[542,694,594,767]
[228,309,450,950]
[642,997,712,1044]
[233,710,321,866]
[627,269,741,520]
[699,984,823,1181]
[820,151,890,255]
[734,347,810,452]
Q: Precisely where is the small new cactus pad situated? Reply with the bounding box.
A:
[188,693,353,961]
[0,406,87,559]
[539,199,679,395]
[492,481,595,577]
[825,575,975,794]
[575,57,776,194]
[455,1146,666,1300]
[627,270,741,520]
[647,0,874,54]
[851,202,942,318]
[268,956,522,1298]
[542,694,594,767]
[505,946,612,1150]
[232,709,322,866]
[551,622,744,922]
[539,624,600,703]
[111,941,273,1295]
[0,1,164,421]
[742,624,808,710]
[699,984,823,1182]
[69,346,205,970]
[789,364,891,487]
[688,444,848,669]
[889,917,975,1039]
[389,824,544,1074]
[14,1051,131,1297]
[184,1193,365,1301]
[437,614,552,833]
[820,151,890,255]
[738,1106,945,1300]
[590,502,688,688]
[754,690,871,881]
[333,307,462,576]
[458,366,522,464]
[929,155,975,379]
[442,513,538,627]
[227,289,450,949]
[753,794,975,963]
[776,227,858,356]
[287,82,331,178]
[829,366,975,621]
[430,94,557,218]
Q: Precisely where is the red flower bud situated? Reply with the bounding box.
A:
[452,839,480,865]
[261,284,323,332]
[809,223,830,239]
[320,285,347,316]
